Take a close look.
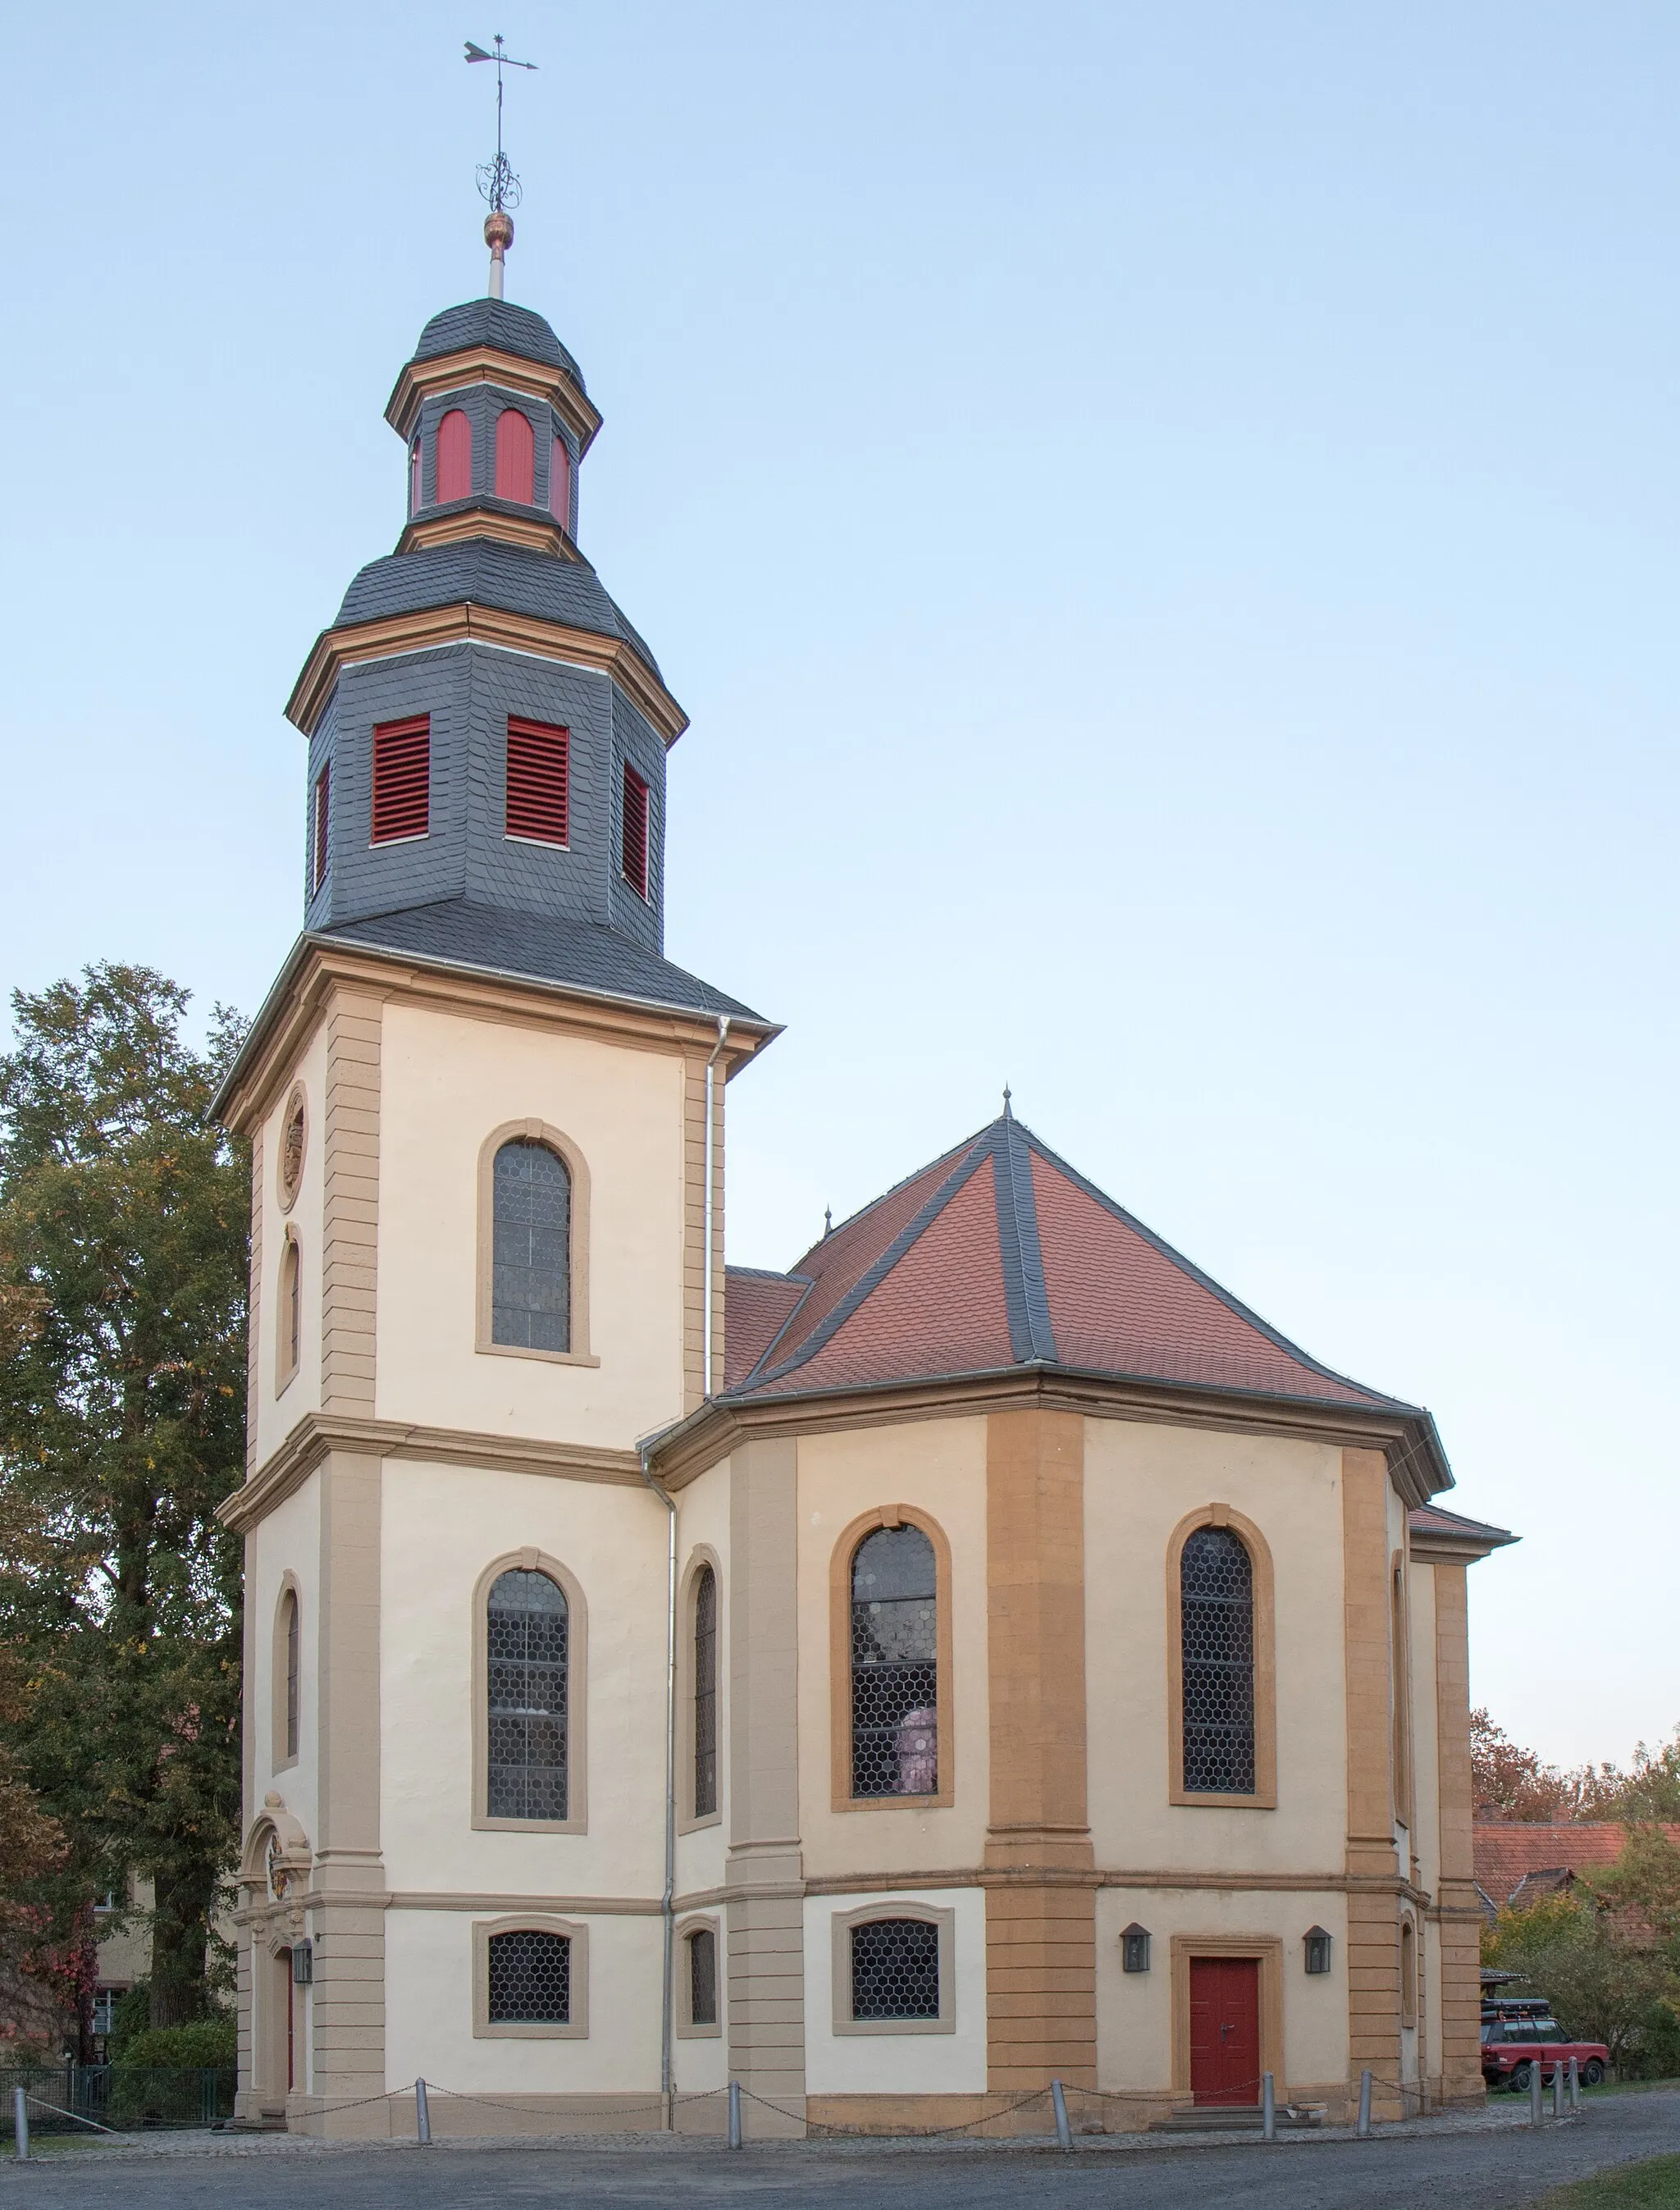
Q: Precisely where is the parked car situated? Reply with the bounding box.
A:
[1481,1998,1609,2090]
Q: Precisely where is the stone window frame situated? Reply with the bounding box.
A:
[829,1902,956,2037]
[471,1549,589,1835]
[1164,1502,1278,1810]
[472,1914,590,2040]
[1169,1934,1285,2101]
[829,1505,955,1815]
[677,1546,723,1834]
[275,1226,302,1396]
[276,1082,308,1213]
[674,1912,722,2039]
[474,1120,599,1368]
[271,1575,301,1774]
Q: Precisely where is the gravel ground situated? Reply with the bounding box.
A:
[1,2089,1676,2208]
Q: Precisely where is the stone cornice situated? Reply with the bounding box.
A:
[396,503,582,562]
[219,1409,646,1533]
[651,1366,1448,1506]
[215,934,773,1143]
[286,599,687,745]
[384,344,602,455]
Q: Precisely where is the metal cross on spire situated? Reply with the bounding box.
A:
[465,34,537,297]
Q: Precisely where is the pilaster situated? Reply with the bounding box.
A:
[1431,1559,1484,2107]
[1342,1446,1401,2112]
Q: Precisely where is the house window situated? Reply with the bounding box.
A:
[312,765,330,890]
[371,715,430,843]
[620,763,649,899]
[491,1139,571,1352]
[409,437,422,514]
[284,1589,299,1761]
[692,1564,718,1818]
[1180,1525,1256,1795]
[277,1235,301,1389]
[505,719,568,845]
[550,435,570,529]
[487,1929,570,2024]
[436,408,471,501]
[850,1524,938,1799]
[495,408,535,502]
[486,1568,568,1821]
[91,1989,116,2037]
[687,1926,717,2027]
[851,1918,938,2021]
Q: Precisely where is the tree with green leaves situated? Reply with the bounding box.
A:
[0,966,248,2029]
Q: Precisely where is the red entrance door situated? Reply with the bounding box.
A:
[1189,1957,1260,2106]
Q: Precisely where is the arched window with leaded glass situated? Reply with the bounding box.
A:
[491,1139,571,1353]
[486,1568,569,1822]
[692,1563,718,1820]
[1179,1525,1255,1796]
[849,1523,938,1800]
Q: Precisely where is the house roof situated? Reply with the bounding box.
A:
[1408,1502,1517,1559]
[719,1112,1451,1486]
[1474,1823,1680,1908]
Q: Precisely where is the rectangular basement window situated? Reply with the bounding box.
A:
[371,716,431,843]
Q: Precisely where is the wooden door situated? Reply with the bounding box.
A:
[1189,1956,1261,2105]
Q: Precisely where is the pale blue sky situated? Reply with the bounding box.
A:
[2,3,1674,1769]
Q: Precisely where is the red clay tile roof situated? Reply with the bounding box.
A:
[724,1115,1446,1474]
[1475,1824,1680,1907]
[1409,1503,1515,1549]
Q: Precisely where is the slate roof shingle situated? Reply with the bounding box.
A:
[413,299,587,390]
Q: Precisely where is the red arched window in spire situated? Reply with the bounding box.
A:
[495,409,535,504]
[550,436,571,532]
[436,409,472,503]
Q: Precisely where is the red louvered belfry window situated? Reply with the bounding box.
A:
[409,438,422,515]
[495,408,535,503]
[621,763,650,899]
[313,765,331,889]
[371,717,430,843]
[550,436,570,529]
[505,719,568,845]
[436,409,472,502]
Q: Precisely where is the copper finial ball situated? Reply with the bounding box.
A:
[484,210,515,253]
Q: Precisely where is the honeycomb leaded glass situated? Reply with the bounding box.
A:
[1180,1526,1255,1794]
[851,1918,939,2021]
[487,1929,570,2023]
[487,1568,568,1820]
[693,1564,718,1818]
[688,1926,717,2026]
[850,1525,938,1798]
[491,1139,571,1352]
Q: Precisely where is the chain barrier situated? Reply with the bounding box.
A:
[740,2083,1054,2141]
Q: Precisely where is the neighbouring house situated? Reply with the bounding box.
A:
[1474,1824,1680,1919]
[212,213,1518,2139]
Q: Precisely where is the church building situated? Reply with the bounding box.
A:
[216,217,1513,2137]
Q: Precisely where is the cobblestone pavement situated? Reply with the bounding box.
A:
[2,2090,1676,2208]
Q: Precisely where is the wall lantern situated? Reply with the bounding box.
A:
[1121,1924,1152,1975]
[1303,1926,1332,1975]
[290,1941,313,1986]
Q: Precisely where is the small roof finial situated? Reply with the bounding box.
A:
[1002,1084,1013,1120]
[466,34,537,298]
[824,1205,833,1239]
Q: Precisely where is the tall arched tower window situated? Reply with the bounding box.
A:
[850,1524,938,1798]
[491,1139,571,1353]
[409,436,422,514]
[1180,1526,1255,1795]
[692,1564,718,1818]
[495,407,535,502]
[436,408,472,501]
[486,1568,568,1821]
[276,1232,301,1390]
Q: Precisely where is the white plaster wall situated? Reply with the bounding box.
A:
[375,1002,689,1447]
[251,1025,328,1467]
[1095,1886,1350,2095]
[796,1418,990,1880]
[249,1473,323,1847]
[380,1459,670,1899]
[1083,1421,1348,1873]
[673,1456,729,1905]
[384,1908,663,2094]
[803,1888,985,2096]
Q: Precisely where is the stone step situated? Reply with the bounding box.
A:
[1152,2104,1324,2133]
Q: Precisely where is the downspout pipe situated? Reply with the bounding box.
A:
[640,1441,678,2121]
[703,1016,731,1394]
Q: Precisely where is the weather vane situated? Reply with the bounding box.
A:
[465,34,537,296]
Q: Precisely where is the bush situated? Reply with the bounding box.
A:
[1620,2002,1680,2082]
[107,1981,153,2057]
[116,2017,235,2070]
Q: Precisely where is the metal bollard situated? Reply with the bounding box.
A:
[1568,2057,1580,2114]
[1356,2069,1372,2137]
[415,2077,431,2144]
[1529,2061,1543,2127]
[1262,2071,1275,2141]
[1051,2077,1073,2150]
[728,2080,742,2150]
[12,2088,26,2162]
[1553,2060,1564,2121]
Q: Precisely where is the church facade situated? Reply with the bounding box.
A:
[217,265,1513,2137]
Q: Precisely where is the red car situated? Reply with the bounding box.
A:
[1481,1998,1609,2090]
